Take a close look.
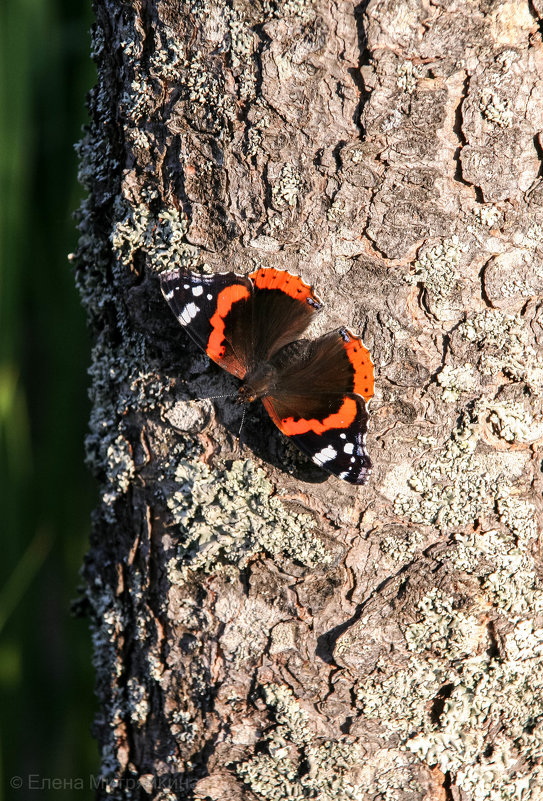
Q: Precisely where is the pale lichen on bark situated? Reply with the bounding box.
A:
[76,0,543,798]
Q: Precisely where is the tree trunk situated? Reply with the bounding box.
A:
[77,0,543,798]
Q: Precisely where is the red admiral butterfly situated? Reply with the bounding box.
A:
[160,267,374,484]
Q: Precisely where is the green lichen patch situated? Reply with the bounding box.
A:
[379,527,426,566]
[458,309,543,390]
[271,163,304,209]
[149,37,186,84]
[86,332,174,520]
[409,237,461,297]
[408,237,463,321]
[392,409,534,536]
[396,61,422,94]
[356,588,543,799]
[479,89,514,128]
[238,683,431,799]
[357,657,449,738]
[226,7,258,102]
[280,0,316,22]
[245,103,273,157]
[448,524,543,618]
[354,497,543,799]
[102,434,136,509]
[405,626,543,774]
[183,50,238,133]
[236,684,367,800]
[110,192,197,274]
[127,678,150,727]
[436,363,478,402]
[393,413,494,531]
[122,3,236,135]
[262,683,312,745]
[495,486,538,542]
[404,588,483,660]
[480,398,543,445]
[164,458,328,579]
[407,620,543,794]
[169,709,199,746]
[189,0,312,112]
[472,204,502,228]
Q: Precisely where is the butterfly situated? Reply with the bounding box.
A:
[160,267,374,484]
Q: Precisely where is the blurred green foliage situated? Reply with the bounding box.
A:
[0,0,98,796]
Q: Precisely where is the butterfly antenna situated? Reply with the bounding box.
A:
[238,405,247,448]
[191,392,238,402]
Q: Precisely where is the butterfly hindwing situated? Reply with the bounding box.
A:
[292,397,370,484]
[261,328,374,484]
[262,391,371,484]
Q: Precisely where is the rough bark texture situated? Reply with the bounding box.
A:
[77,0,543,798]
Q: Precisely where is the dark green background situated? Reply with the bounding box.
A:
[1,0,98,796]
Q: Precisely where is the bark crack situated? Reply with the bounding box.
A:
[452,71,475,192]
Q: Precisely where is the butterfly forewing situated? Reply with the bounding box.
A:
[248,268,322,362]
[160,270,253,378]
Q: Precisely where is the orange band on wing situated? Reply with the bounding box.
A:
[207,284,251,364]
[263,396,358,436]
[249,268,321,306]
[342,329,374,402]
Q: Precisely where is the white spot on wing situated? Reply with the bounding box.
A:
[207,293,213,300]
[312,445,337,465]
[164,289,174,300]
[192,285,204,297]
[178,302,200,325]
[343,442,354,454]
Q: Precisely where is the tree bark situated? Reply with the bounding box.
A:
[77,0,543,798]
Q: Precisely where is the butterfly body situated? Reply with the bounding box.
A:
[160,267,374,484]
[238,362,279,403]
